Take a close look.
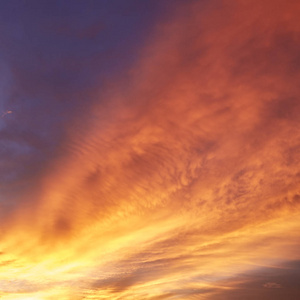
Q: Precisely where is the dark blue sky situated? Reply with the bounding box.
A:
[0,0,168,187]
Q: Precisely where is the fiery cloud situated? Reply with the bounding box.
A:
[0,0,300,299]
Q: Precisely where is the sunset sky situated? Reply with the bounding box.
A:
[1,0,300,299]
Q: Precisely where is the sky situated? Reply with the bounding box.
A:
[0,0,300,299]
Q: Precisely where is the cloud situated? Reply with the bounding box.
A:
[263,282,282,289]
[204,261,300,299]
[0,0,300,299]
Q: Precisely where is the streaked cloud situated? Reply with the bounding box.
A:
[263,282,282,289]
[0,0,300,299]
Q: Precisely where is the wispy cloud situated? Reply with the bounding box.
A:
[0,0,300,299]
[263,282,282,289]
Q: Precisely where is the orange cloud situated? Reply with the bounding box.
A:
[1,0,300,299]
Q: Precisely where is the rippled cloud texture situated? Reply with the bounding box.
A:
[1,0,300,299]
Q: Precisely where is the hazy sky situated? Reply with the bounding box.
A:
[0,1,300,299]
